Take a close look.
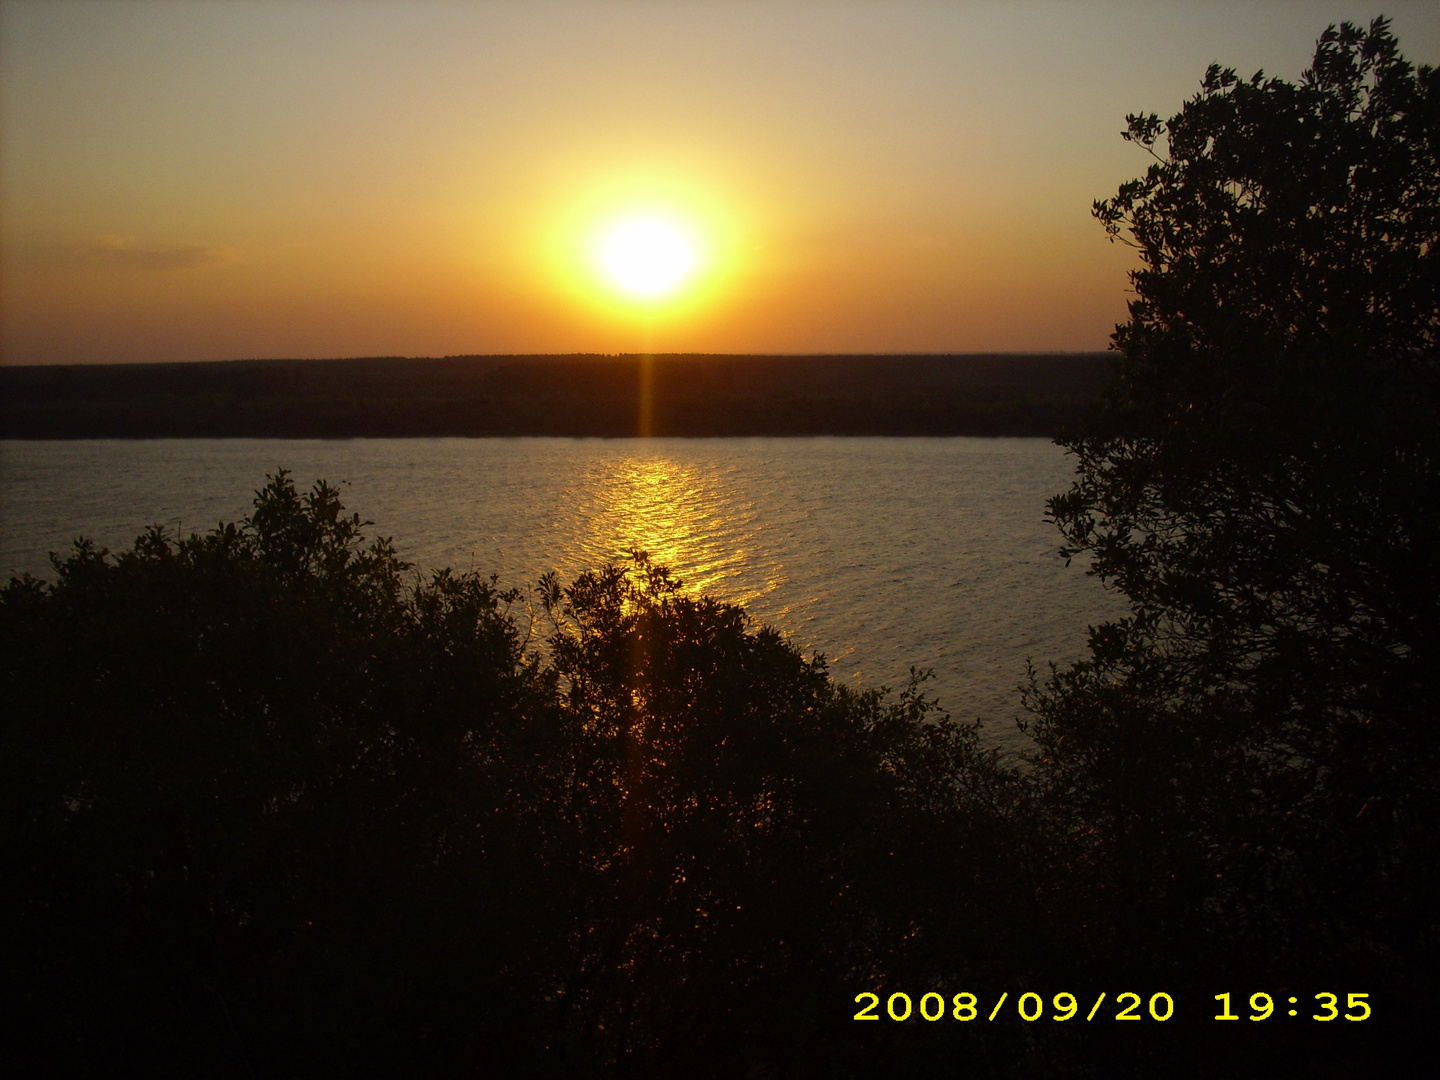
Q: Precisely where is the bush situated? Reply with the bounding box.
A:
[2,472,1022,1077]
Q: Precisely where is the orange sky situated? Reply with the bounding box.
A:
[3,1,1436,364]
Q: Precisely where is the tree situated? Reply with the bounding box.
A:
[1025,17,1439,983]
[3,473,1028,1076]
[0,472,555,1075]
[522,554,1026,1074]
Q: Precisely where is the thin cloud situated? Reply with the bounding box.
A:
[93,235,239,271]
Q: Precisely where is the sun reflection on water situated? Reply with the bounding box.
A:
[0,438,1124,752]
[579,455,773,604]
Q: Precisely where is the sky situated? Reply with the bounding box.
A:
[2,1,1436,364]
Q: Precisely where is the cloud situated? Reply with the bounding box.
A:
[92,235,239,271]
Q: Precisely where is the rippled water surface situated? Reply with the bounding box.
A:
[0,438,1123,752]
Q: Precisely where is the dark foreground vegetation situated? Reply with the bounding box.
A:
[4,17,1437,1078]
[0,353,1108,439]
[3,472,1429,1078]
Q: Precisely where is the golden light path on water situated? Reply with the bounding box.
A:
[0,438,1126,755]
[574,456,778,607]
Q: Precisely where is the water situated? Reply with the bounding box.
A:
[0,437,1123,753]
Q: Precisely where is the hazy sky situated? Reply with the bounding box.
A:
[3,1,1436,363]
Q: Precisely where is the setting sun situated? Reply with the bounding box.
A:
[596,217,699,300]
[534,181,738,336]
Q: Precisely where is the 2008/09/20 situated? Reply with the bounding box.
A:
[854,991,1371,1022]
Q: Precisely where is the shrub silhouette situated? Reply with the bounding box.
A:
[3,472,1028,1077]
[1027,16,1440,999]
[2,473,554,1073]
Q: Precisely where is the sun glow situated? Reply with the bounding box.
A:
[596,217,699,300]
[528,168,747,335]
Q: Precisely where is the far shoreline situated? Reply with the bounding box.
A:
[0,352,1111,439]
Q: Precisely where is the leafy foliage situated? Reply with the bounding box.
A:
[1,472,548,1073]
[8,22,1437,1074]
[1029,17,1440,983]
[2,472,1026,1076]
[520,555,1012,1069]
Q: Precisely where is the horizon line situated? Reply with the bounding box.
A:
[4,349,1115,369]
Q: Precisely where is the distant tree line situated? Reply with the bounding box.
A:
[0,354,1108,439]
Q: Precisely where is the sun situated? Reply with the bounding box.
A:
[595,216,700,301]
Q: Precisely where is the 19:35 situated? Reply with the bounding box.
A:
[1214,992,1370,1021]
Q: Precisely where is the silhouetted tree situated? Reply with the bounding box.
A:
[530,555,1026,1074]
[1026,17,1439,990]
[2,473,1029,1077]
[0,473,561,1074]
